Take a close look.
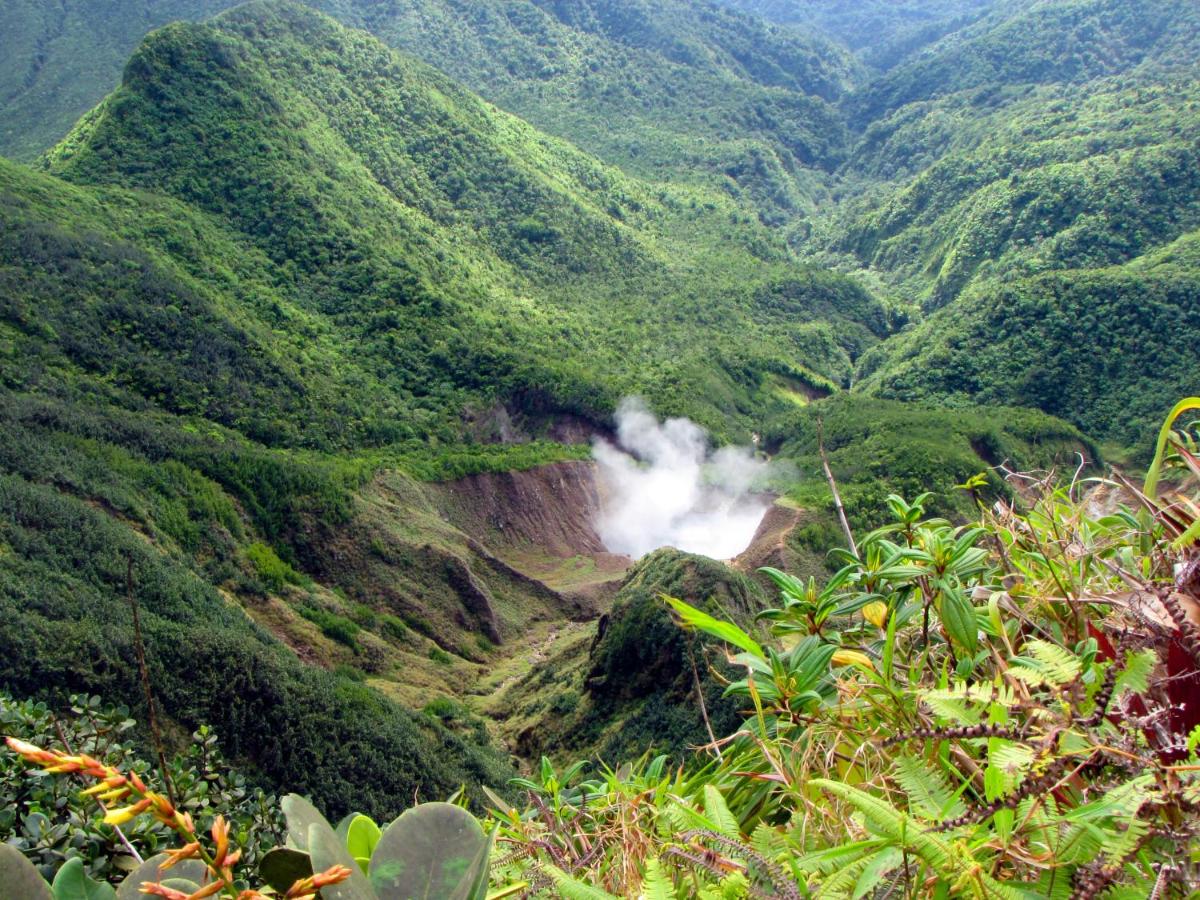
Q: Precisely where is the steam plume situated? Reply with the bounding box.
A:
[593,397,772,560]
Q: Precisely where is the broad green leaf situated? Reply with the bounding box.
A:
[308,820,377,900]
[335,812,361,844]
[664,597,763,657]
[52,858,116,900]
[259,846,314,894]
[282,793,334,851]
[117,856,208,900]
[0,844,53,900]
[370,802,491,900]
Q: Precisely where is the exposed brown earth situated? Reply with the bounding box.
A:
[732,500,805,574]
[434,460,609,557]
[431,460,632,605]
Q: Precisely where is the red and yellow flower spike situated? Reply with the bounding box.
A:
[4,735,350,900]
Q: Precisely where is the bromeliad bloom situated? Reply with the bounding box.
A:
[831,648,874,670]
[6,736,113,779]
[4,736,352,900]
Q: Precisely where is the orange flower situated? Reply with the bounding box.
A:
[284,864,354,899]
[139,884,190,900]
[210,816,230,866]
[160,842,202,870]
[140,880,225,900]
[184,882,224,899]
[104,798,153,826]
[4,738,114,779]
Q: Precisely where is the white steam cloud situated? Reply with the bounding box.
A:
[593,397,772,560]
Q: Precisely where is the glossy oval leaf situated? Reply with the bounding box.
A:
[345,815,383,874]
[51,857,117,900]
[370,802,491,900]
[116,856,208,900]
[938,585,978,653]
[0,843,53,900]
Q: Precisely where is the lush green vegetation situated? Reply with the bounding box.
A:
[858,236,1200,448]
[3,0,1198,441]
[0,4,1199,892]
[765,395,1097,531]
[718,0,1000,72]
[7,407,1200,895]
[0,0,857,223]
[0,692,283,885]
[520,548,768,764]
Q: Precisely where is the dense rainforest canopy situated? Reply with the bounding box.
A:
[0,0,1197,895]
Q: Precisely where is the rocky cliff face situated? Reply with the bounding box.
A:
[434,461,609,557]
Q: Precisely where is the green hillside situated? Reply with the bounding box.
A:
[0,0,1198,850]
[847,0,1200,126]
[41,1,885,439]
[0,0,900,817]
[0,0,857,226]
[858,232,1200,447]
[824,78,1200,308]
[717,0,999,71]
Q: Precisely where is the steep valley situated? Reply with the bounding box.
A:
[0,0,1196,852]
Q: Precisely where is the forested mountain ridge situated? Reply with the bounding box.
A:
[0,0,1197,847]
[0,0,909,818]
[1,0,859,226]
[37,0,888,445]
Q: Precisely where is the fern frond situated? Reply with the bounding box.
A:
[893,755,966,821]
[809,780,954,872]
[543,865,620,899]
[1027,640,1082,684]
[702,785,739,839]
[641,858,676,900]
[985,741,1035,800]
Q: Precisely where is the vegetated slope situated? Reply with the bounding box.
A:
[715,0,1000,72]
[787,0,1200,447]
[0,401,513,824]
[857,232,1200,448]
[0,1,893,799]
[828,78,1200,308]
[0,0,233,163]
[315,0,858,220]
[487,548,766,764]
[0,0,858,226]
[847,0,1200,127]
[834,75,1200,445]
[43,1,886,438]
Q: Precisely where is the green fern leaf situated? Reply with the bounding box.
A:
[850,848,903,899]
[641,858,675,900]
[544,866,620,899]
[703,785,739,839]
[893,755,966,821]
[1114,650,1156,696]
[809,780,953,871]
